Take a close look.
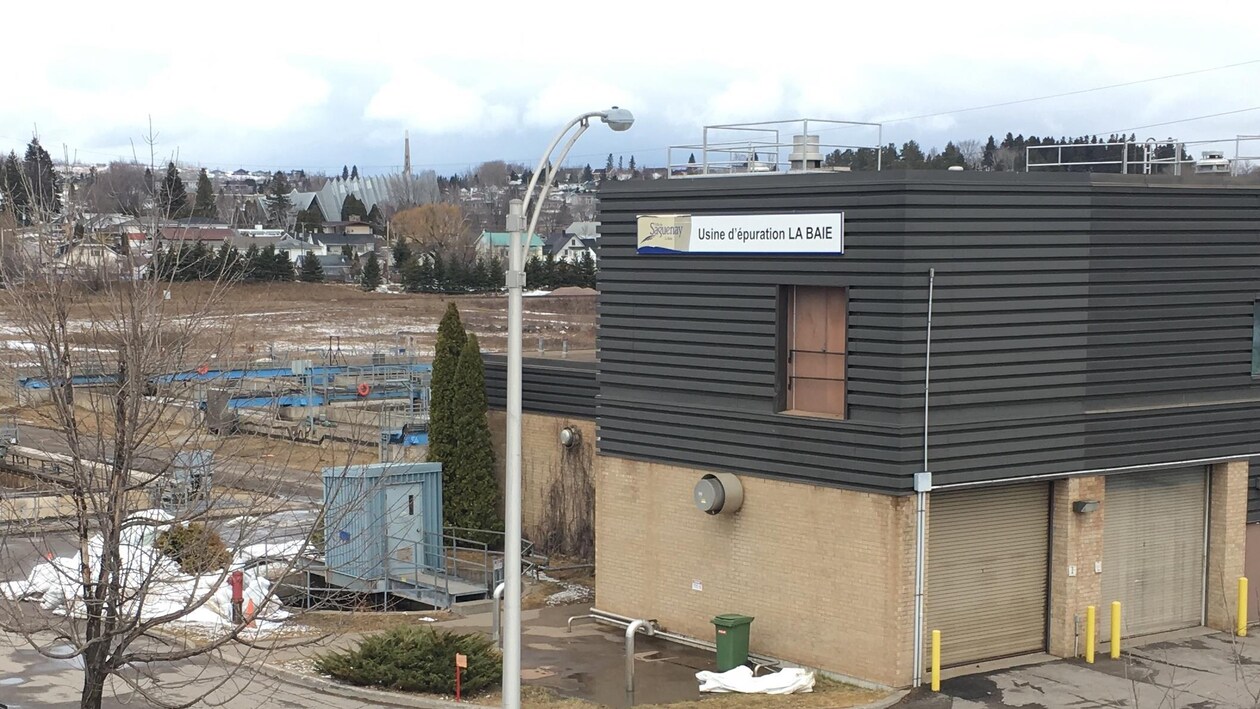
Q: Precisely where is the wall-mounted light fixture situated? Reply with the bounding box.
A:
[693,473,744,516]
[1072,500,1100,514]
[559,426,581,448]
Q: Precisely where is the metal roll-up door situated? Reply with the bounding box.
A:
[927,484,1050,666]
[1101,468,1206,641]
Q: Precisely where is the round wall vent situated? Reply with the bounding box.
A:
[693,473,744,516]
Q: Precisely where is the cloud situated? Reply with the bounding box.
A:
[523,77,639,130]
[365,68,515,135]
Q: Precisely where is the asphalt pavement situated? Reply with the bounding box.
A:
[895,629,1260,709]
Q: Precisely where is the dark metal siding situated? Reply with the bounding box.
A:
[597,172,1260,494]
[484,355,596,419]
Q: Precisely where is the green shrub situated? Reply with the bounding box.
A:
[155,523,232,574]
[314,626,501,695]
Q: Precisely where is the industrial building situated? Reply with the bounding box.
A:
[489,164,1260,688]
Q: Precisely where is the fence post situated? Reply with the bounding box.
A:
[930,629,941,692]
[1110,602,1122,659]
[1085,606,1096,664]
[1240,577,1249,637]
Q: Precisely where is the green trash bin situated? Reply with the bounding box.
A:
[712,613,754,671]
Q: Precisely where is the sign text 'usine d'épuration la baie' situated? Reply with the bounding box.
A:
[636,213,844,255]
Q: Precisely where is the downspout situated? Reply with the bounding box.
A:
[911,268,935,688]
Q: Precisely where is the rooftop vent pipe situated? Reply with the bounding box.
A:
[789,134,823,171]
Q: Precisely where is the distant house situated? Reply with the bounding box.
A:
[227,234,323,263]
[156,227,235,250]
[54,243,125,278]
[320,220,374,236]
[543,233,597,264]
[477,231,544,260]
[315,254,355,283]
[564,221,601,239]
[316,232,377,257]
[236,225,287,239]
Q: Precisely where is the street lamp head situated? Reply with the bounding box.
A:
[600,107,635,132]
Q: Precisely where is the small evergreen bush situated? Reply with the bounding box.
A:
[315,626,502,695]
[155,523,232,574]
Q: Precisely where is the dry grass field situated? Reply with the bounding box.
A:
[0,282,596,364]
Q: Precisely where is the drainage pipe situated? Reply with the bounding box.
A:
[625,619,655,697]
[491,582,505,647]
[911,267,936,688]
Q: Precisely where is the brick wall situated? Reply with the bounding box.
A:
[487,410,596,555]
[595,454,916,688]
[1047,476,1105,657]
[1207,459,1248,631]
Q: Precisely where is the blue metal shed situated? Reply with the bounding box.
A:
[320,462,484,607]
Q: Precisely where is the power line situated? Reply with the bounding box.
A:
[1101,106,1260,135]
[807,57,1260,132]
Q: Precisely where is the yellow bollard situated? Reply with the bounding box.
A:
[931,629,941,692]
[1110,601,1122,659]
[1085,605,1096,664]
[1240,577,1249,638]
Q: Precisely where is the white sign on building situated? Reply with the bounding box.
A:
[637,213,844,255]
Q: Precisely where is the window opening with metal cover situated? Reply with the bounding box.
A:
[783,286,847,418]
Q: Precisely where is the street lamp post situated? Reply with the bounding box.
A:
[503,107,633,709]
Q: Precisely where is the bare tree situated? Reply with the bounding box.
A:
[955,139,983,170]
[81,162,151,218]
[0,142,356,708]
[391,203,476,264]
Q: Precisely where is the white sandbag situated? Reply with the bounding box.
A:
[696,665,815,694]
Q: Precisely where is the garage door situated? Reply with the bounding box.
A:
[927,484,1050,666]
[1101,468,1206,641]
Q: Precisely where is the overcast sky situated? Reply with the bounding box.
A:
[3,1,1259,175]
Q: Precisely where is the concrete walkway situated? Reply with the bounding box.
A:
[897,629,1260,708]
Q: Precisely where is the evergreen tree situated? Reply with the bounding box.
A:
[214,243,240,279]
[629,155,636,172]
[1,151,27,222]
[265,171,292,227]
[581,164,593,183]
[193,169,216,218]
[340,244,353,259]
[295,204,324,234]
[273,248,295,281]
[350,165,359,180]
[982,136,997,171]
[158,162,189,218]
[688,153,696,164]
[341,194,367,221]
[618,155,624,171]
[578,250,596,288]
[299,252,325,282]
[427,303,468,512]
[341,165,349,180]
[360,251,382,291]
[444,333,501,537]
[605,153,614,172]
[22,138,61,218]
[392,239,412,269]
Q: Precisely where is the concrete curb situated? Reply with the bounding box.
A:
[856,689,910,709]
[253,660,470,709]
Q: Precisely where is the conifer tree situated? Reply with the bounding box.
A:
[22,138,61,217]
[360,251,382,291]
[272,248,294,281]
[427,303,468,518]
[299,252,325,282]
[193,169,216,219]
[265,171,292,227]
[158,162,189,218]
[444,333,501,537]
